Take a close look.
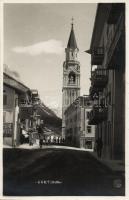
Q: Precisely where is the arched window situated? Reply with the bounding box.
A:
[68,72,76,84]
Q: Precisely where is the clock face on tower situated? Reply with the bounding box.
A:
[69,66,73,71]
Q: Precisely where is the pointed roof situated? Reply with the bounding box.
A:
[67,23,78,49]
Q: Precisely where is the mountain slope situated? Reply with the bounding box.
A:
[36,102,62,134]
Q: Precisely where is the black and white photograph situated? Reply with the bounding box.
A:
[2,2,126,197]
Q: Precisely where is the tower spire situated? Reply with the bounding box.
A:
[71,17,74,28]
[67,18,78,49]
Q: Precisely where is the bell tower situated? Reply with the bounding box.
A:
[62,20,80,138]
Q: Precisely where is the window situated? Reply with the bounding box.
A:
[87,112,90,118]
[85,140,92,149]
[68,72,76,84]
[15,98,19,106]
[108,122,111,146]
[87,126,91,133]
[100,98,105,107]
[72,90,74,96]
[3,94,7,105]
[3,111,6,123]
[87,102,91,106]
[106,92,111,106]
[108,92,111,105]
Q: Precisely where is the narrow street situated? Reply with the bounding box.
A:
[3,147,125,196]
[3,3,126,198]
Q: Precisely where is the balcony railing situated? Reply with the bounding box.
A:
[91,69,108,88]
[19,106,33,119]
[19,99,32,107]
[32,97,40,105]
[106,13,124,69]
[91,47,104,65]
[88,105,108,125]
[89,86,99,99]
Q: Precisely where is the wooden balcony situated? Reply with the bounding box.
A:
[91,47,104,65]
[19,106,33,119]
[88,105,108,125]
[89,86,99,100]
[32,97,40,105]
[91,69,108,88]
[19,99,32,107]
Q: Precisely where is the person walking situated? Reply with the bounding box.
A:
[37,124,44,149]
[96,137,103,158]
[39,135,43,149]
[28,128,33,146]
[57,137,60,144]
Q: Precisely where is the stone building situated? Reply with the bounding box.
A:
[65,95,95,150]
[3,72,41,147]
[86,3,125,160]
[62,22,80,138]
[3,72,31,146]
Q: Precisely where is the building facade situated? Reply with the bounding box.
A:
[65,95,95,150]
[3,72,41,147]
[86,3,125,160]
[62,23,80,138]
[3,72,31,146]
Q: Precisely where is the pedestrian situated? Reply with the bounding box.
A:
[29,129,34,146]
[39,135,43,149]
[96,137,103,158]
[37,125,42,137]
[57,137,59,144]
[20,124,24,144]
[37,124,44,148]
[53,136,56,144]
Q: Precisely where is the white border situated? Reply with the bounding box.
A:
[0,0,128,200]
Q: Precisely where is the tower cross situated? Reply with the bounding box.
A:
[71,17,74,27]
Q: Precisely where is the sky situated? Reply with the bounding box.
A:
[4,3,97,117]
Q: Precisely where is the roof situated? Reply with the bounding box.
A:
[89,3,112,51]
[87,3,125,53]
[67,24,78,49]
[3,72,30,93]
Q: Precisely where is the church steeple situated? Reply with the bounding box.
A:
[66,19,79,61]
[67,20,78,49]
[62,19,80,139]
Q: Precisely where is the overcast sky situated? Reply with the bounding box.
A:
[4,3,97,117]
